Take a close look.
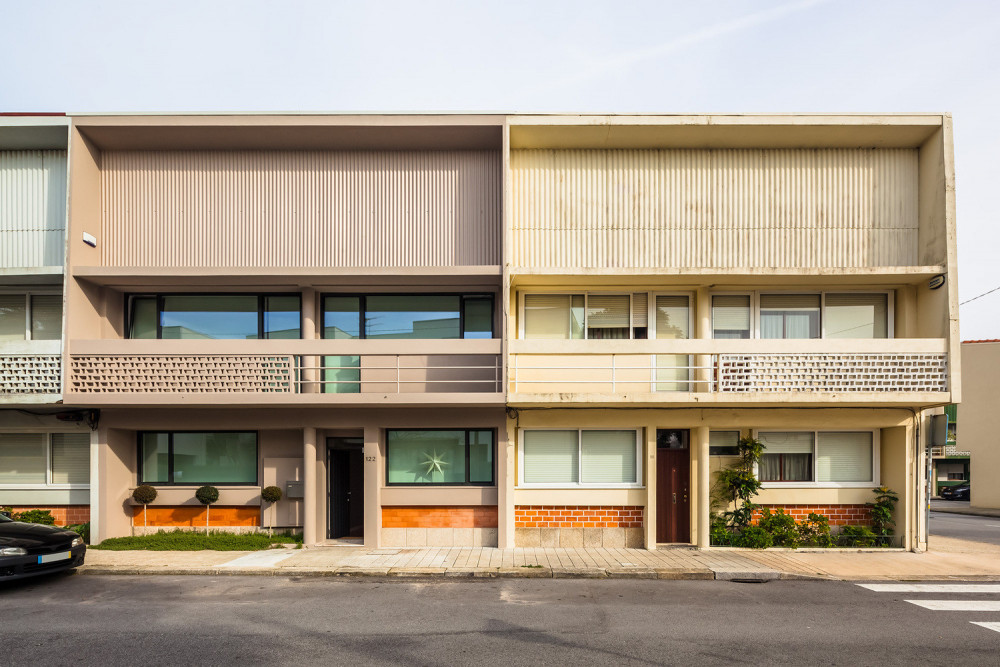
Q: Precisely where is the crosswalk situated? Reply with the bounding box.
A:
[858,583,1000,634]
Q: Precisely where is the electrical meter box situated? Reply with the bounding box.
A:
[285,481,304,499]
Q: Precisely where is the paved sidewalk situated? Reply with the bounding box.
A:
[78,536,1000,581]
[929,500,1000,519]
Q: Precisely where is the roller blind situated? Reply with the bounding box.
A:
[655,295,690,339]
[524,294,571,339]
[759,294,821,310]
[631,293,648,328]
[30,294,62,341]
[580,430,636,484]
[817,432,873,482]
[50,433,90,485]
[586,295,630,328]
[709,431,740,456]
[712,295,750,338]
[522,430,578,483]
[0,433,46,484]
[825,293,888,339]
[759,432,814,454]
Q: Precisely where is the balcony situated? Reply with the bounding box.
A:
[0,341,62,402]
[65,339,503,407]
[509,338,950,407]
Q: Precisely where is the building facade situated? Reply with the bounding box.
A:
[0,113,959,551]
[956,341,999,508]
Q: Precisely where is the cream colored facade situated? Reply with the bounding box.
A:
[957,341,1000,508]
[0,113,959,552]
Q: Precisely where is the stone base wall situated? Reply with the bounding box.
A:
[6,505,90,524]
[515,526,644,548]
[514,506,645,548]
[380,527,497,547]
[755,504,870,527]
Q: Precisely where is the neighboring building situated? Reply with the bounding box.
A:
[957,340,1000,508]
[0,115,92,525]
[930,403,969,496]
[0,113,959,551]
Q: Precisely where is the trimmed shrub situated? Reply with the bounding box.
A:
[261,486,283,504]
[734,525,773,549]
[758,508,798,547]
[132,485,158,505]
[65,522,91,544]
[195,485,220,505]
[837,525,878,548]
[797,512,833,548]
[12,509,56,525]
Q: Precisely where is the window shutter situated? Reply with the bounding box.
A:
[630,293,648,328]
[655,295,690,339]
[759,432,814,454]
[817,432,873,482]
[759,294,821,310]
[50,433,90,485]
[586,295,630,328]
[825,293,888,339]
[522,430,578,483]
[0,433,46,484]
[580,430,636,484]
[712,295,750,336]
[524,294,571,339]
[709,431,740,455]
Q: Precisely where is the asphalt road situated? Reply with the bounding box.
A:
[3,575,999,666]
[930,510,1000,545]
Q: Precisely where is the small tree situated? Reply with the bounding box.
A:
[261,485,283,537]
[715,434,765,530]
[132,485,158,530]
[195,485,219,533]
[867,485,899,544]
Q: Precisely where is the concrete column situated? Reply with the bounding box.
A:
[363,425,381,548]
[303,427,317,545]
[644,424,657,549]
[301,287,318,393]
[693,426,710,548]
[89,428,102,543]
[497,419,515,548]
[695,287,711,391]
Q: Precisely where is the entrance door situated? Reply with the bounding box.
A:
[656,429,691,543]
[327,438,364,539]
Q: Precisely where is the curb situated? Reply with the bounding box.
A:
[929,506,1000,519]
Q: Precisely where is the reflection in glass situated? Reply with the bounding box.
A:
[160,295,258,339]
[386,430,466,484]
[463,297,493,339]
[366,295,460,339]
[323,296,361,339]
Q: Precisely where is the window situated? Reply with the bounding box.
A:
[321,294,494,340]
[946,472,965,481]
[0,293,62,342]
[758,431,876,485]
[654,295,692,390]
[522,293,662,340]
[385,430,494,485]
[128,295,301,340]
[0,433,89,486]
[760,294,820,339]
[712,295,751,339]
[825,293,888,339]
[709,431,740,456]
[519,429,640,487]
[712,292,891,340]
[138,432,257,485]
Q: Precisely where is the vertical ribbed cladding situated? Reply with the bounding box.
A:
[100,150,501,268]
[0,150,67,269]
[511,148,919,270]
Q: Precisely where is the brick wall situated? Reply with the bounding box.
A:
[514,506,643,529]
[7,506,90,525]
[755,504,870,527]
[381,506,498,528]
[132,506,260,527]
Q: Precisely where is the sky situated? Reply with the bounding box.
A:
[2,0,998,338]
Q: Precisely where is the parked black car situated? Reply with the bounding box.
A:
[940,483,970,501]
[0,513,86,581]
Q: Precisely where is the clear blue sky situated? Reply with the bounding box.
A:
[2,0,997,338]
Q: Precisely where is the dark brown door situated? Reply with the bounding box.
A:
[656,430,691,543]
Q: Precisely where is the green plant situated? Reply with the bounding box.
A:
[714,435,765,529]
[734,525,773,549]
[710,514,733,546]
[867,486,899,538]
[797,512,833,548]
[6,508,56,525]
[92,529,301,551]
[132,485,158,505]
[758,508,798,547]
[65,522,91,544]
[195,485,220,532]
[261,485,283,536]
[837,525,878,548]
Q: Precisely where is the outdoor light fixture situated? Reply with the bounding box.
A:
[928,274,946,290]
[82,231,97,247]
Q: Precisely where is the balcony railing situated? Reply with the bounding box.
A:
[509,339,949,399]
[0,341,62,397]
[66,339,502,401]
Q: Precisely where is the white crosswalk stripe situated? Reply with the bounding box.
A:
[857,582,1000,634]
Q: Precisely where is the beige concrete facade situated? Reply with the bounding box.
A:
[958,341,1000,508]
[0,113,959,553]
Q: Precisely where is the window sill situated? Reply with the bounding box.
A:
[0,485,90,490]
[760,482,876,489]
[516,484,645,490]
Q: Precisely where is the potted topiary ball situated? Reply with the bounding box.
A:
[132,484,158,529]
[195,485,219,533]
[261,485,283,537]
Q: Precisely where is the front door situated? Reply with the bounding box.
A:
[328,438,364,539]
[656,429,691,543]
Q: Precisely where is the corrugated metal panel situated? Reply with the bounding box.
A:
[101,150,501,268]
[511,148,919,269]
[0,151,67,269]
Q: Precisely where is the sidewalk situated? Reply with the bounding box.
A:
[929,500,1000,518]
[79,535,1000,581]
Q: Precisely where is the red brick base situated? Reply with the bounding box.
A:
[754,504,869,527]
[6,506,90,525]
[514,505,643,529]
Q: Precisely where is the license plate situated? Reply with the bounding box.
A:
[37,551,71,564]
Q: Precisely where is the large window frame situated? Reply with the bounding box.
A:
[755,429,880,489]
[0,290,63,342]
[136,431,259,486]
[518,292,693,340]
[516,427,644,489]
[384,428,496,487]
[126,293,303,340]
[0,432,90,489]
[321,293,496,340]
[712,291,894,340]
